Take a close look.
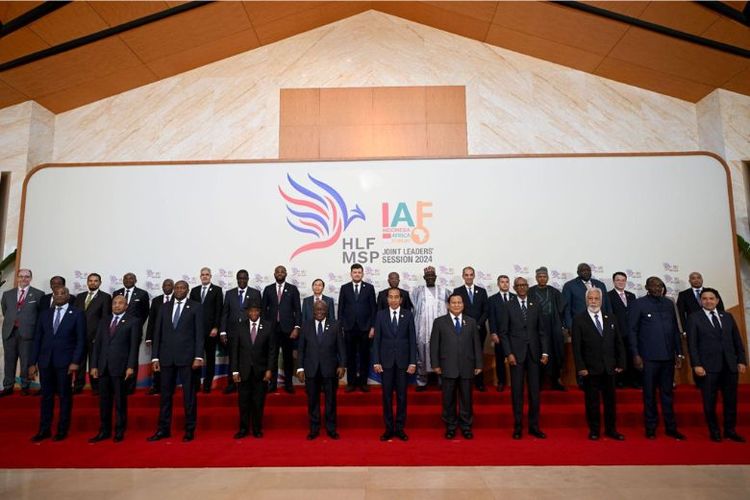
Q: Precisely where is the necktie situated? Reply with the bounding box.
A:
[392,311,398,330]
[125,289,131,304]
[172,301,182,328]
[277,285,282,321]
[53,306,63,334]
[695,289,701,302]
[85,291,94,310]
[250,322,257,343]
[468,287,474,304]
[710,311,721,331]
[454,316,461,334]
[109,316,118,336]
[584,281,593,290]
[502,293,507,303]
[14,289,26,327]
[354,283,360,300]
[164,295,170,304]
[594,313,603,336]
[619,291,627,307]
[239,290,244,305]
[315,296,320,303]
[201,286,207,303]
[520,300,527,321]
[316,321,323,341]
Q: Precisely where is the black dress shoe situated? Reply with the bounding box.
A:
[710,432,722,442]
[666,430,686,441]
[284,386,295,394]
[88,432,111,443]
[92,390,100,397]
[462,429,474,439]
[147,431,170,442]
[31,431,51,442]
[476,385,487,392]
[234,430,249,439]
[201,387,211,394]
[605,431,625,441]
[327,431,340,440]
[588,432,600,441]
[345,385,356,393]
[415,385,428,392]
[146,387,160,395]
[380,432,393,441]
[113,433,124,443]
[552,382,567,391]
[73,387,83,395]
[253,431,263,438]
[268,386,278,394]
[52,432,67,442]
[725,431,746,443]
[306,431,319,440]
[445,430,455,440]
[0,388,14,397]
[359,385,370,393]
[222,385,237,394]
[529,428,546,439]
[395,430,409,441]
[645,429,656,440]
[496,384,505,392]
[21,387,30,396]
[182,431,194,442]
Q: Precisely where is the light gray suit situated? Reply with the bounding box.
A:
[1,286,43,390]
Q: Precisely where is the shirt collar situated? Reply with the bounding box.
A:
[451,313,462,322]
[390,307,400,316]
[54,303,70,313]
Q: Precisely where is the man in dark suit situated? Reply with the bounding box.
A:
[88,295,140,443]
[677,272,725,333]
[488,275,513,392]
[73,272,112,394]
[38,276,75,312]
[607,271,640,389]
[262,265,301,394]
[373,288,417,441]
[297,299,346,440]
[430,293,483,440]
[190,267,224,393]
[500,277,549,440]
[338,263,377,392]
[229,300,275,439]
[147,280,204,442]
[1,268,43,397]
[687,288,746,442]
[572,288,626,441]
[145,279,174,395]
[562,263,611,330]
[376,272,414,311]
[113,272,150,394]
[453,266,489,392]
[28,287,86,442]
[302,278,336,323]
[220,269,261,394]
[629,276,685,440]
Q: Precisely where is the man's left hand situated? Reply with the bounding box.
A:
[407,364,416,375]
[209,328,218,338]
[68,363,79,376]
[192,359,204,370]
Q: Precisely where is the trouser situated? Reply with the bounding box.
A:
[2,329,32,390]
[582,373,617,434]
[697,360,738,435]
[270,325,295,389]
[345,329,371,387]
[381,364,408,432]
[238,374,267,433]
[98,371,128,435]
[202,332,218,390]
[306,370,338,433]
[473,327,487,389]
[158,365,198,434]
[493,342,507,386]
[441,377,473,432]
[38,366,73,435]
[510,354,541,430]
[75,338,96,391]
[642,359,677,432]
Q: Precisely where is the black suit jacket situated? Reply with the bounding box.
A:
[301,295,336,323]
[146,294,172,343]
[487,292,514,335]
[91,312,140,376]
[74,290,112,342]
[112,287,150,323]
[453,285,488,332]
[229,318,276,380]
[376,288,414,311]
[607,288,636,342]
[677,288,724,331]
[298,319,346,378]
[572,311,626,375]
[152,298,204,367]
[220,287,262,333]
[429,314,482,379]
[500,298,549,363]
[337,281,377,331]
[190,283,224,334]
[372,308,417,369]
[687,310,746,373]
[261,282,301,333]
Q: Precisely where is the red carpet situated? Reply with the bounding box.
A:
[0,385,748,468]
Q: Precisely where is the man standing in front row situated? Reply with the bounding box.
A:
[338,263,376,393]
[148,280,204,442]
[29,287,86,442]
[453,266,489,392]
[412,266,450,391]
[430,294,483,440]
[572,288,626,441]
[220,269,261,394]
[89,295,140,443]
[113,272,150,394]
[373,288,417,441]
[687,288,746,442]
[297,300,346,440]
[629,276,685,440]
[229,300,275,439]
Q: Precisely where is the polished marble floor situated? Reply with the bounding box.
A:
[1,466,749,499]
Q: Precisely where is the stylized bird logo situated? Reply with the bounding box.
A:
[279,174,366,259]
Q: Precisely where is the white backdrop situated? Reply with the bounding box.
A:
[20,154,739,308]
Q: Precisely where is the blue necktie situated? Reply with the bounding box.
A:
[53,307,63,335]
[317,321,323,341]
[594,313,603,336]
[454,316,461,334]
[172,301,182,328]
[468,288,474,304]
[239,290,244,306]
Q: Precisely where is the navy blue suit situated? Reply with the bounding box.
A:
[562,278,611,329]
[337,281,377,387]
[373,308,417,434]
[32,304,86,436]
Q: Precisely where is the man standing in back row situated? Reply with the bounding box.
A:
[262,265,301,394]
[338,264,376,393]
[190,267,224,393]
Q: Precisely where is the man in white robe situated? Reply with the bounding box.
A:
[412,266,450,391]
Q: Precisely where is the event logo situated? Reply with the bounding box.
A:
[279,174,366,259]
[381,201,432,244]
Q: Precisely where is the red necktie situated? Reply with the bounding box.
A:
[14,289,26,328]
[109,316,118,336]
[276,285,282,321]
